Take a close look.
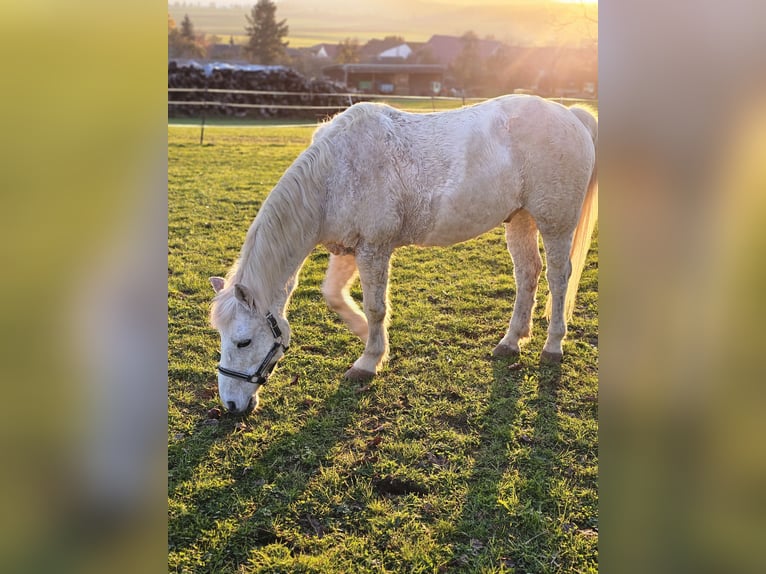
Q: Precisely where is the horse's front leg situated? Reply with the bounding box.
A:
[344,245,392,380]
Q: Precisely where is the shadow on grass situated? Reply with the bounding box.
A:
[168,377,365,572]
[445,357,566,572]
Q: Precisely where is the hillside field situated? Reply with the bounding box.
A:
[168,1,597,48]
[168,113,598,572]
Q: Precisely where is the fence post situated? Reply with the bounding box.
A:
[200,82,208,146]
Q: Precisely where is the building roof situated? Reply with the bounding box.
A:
[378,44,413,59]
[422,34,504,66]
[309,43,340,59]
[359,37,407,60]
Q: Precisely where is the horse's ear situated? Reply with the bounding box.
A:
[209,277,225,293]
[233,283,256,310]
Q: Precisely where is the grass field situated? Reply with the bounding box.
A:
[168,117,598,572]
[167,2,597,49]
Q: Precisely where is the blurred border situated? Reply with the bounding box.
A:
[2,0,766,572]
[601,1,766,572]
[0,1,167,572]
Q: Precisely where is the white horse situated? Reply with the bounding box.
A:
[209,95,598,413]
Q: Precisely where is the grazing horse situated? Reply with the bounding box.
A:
[209,95,598,413]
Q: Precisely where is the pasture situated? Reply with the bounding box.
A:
[168,118,598,572]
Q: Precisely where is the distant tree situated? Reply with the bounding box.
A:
[450,31,483,93]
[408,47,438,65]
[244,0,289,64]
[180,14,195,40]
[169,13,205,59]
[484,44,519,96]
[549,1,598,94]
[336,38,360,64]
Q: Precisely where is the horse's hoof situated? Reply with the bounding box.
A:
[492,344,520,359]
[343,367,376,381]
[540,350,563,364]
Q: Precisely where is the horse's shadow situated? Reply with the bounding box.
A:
[169,352,588,572]
[168,372,365,569]
[444,358,566,571]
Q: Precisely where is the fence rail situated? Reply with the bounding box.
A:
[168,88,597,143]
[168,88,595,115]
[168,87,501,102]
[170,101,352,111]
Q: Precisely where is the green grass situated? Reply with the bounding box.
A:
[168,121,598,573]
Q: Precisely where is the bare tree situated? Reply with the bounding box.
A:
[337,38,361,64]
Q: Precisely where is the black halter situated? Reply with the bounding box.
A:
[217,312,288,386]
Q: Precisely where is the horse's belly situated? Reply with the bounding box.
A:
[416,156,521,246]
[420,221,501,246]
[419,194,512,247]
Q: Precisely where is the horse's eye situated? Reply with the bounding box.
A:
[237,339,252,349]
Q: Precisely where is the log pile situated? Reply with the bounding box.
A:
[168,61,360,119]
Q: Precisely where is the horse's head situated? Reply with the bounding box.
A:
[209,277,290,414]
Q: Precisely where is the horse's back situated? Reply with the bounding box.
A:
[316,96,596,249]
[416,96,596,244]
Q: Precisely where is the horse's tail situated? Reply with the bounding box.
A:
[546,105,598,322]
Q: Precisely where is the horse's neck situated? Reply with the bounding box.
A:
[269,266,302,318]
[237,178,321,315]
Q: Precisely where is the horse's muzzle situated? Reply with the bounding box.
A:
[225,396,255,415]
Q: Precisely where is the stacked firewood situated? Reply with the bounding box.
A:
[168,61,359,119]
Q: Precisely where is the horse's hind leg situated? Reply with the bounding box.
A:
[344,245,392,380]
[539,232,573,363]
[493,210,543,358]
[322,253,369,343]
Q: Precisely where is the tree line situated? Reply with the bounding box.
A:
[168,0,597,98]
[169,0,289,64]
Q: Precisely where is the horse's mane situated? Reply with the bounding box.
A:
[210,102,405,328]
[314,101,397,142]
[210,123,339,327]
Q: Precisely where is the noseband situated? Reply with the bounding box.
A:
[217,312,289,386]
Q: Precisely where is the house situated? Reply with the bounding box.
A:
[359,37,408,62]
[378,43,413,60]
[309,43,340,60]
[419,34,504,67]
[321,63,445,96]
[207,42,243,61]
